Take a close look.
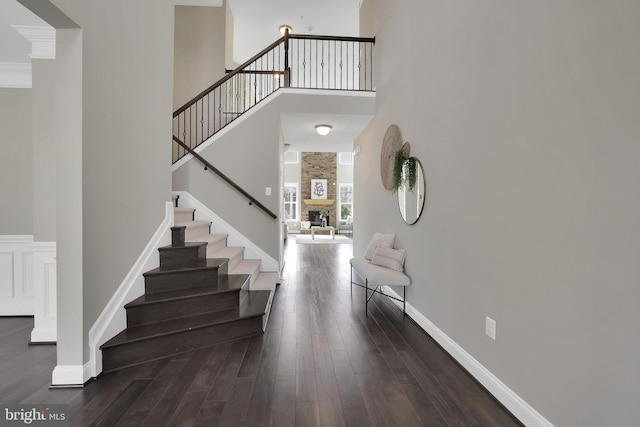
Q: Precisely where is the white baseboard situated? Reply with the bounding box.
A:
[173,191,279,273]
[86,202,174,378]
[30,329,56,342]
[381,286,554,427]
[51,364,84,386]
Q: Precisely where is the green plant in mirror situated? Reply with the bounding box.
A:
[405,157,417,192]
[392,150,418,193]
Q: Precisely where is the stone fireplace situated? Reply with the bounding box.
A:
[301,152,337,228]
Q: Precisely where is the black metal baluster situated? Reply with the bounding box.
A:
[254,60,258,105]
[182,112,186,159]
[296,39,300,88]
[340,41,344,89]
[351,42,354,90]
[370,43,374,90]
[333,40,338,89]
[321,39,324,88]
[199,98,204,144]
[218,83,222,131]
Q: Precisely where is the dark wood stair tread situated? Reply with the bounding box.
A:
[125,274,249,308]
[158,242,207,250]
[144,258,227,275]
[101,290,271,349]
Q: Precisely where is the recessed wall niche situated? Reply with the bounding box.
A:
[301,152,337,227]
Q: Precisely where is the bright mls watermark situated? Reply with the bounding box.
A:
[1,405,69,426]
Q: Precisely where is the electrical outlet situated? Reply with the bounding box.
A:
[485,316,496,340]
[265,187,271,196]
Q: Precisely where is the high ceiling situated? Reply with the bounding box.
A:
[227,0,360,64]
[0,0,368,153]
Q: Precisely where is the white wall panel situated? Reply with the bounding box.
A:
[0,252,14,297]
[0,236,34,314]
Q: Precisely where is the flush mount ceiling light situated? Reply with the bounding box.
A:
[279,25,293,36]
[315,124,332,136]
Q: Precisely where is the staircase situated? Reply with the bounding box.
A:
[100,205,276,373]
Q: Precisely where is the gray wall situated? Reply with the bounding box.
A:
[32,59,56,241]
[0,88,33,235]
[174,5,227,110]
[48,0,174,363]
[358,1,640,426]
[173,91,373,259]
[172,96,282,259]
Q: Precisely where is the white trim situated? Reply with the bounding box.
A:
[173,191,279,273]
[12,25,56,59]
[175,0,222,6]
[381,285,554,427]
[0,235,34,315]
[51,365,84,386]
[283,182,300,221]
[0,62,32,88]
[87,202,174,378]
[172,89,376,171]
[30,241,57,343]
[0,235,34,244]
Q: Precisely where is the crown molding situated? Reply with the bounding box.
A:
[0,62,32,88]
[175,0,223,6]
[12,25,56,59]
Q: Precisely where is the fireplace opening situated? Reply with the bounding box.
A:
[308,210,329,227]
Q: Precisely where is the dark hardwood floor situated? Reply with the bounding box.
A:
[1,235,522,426]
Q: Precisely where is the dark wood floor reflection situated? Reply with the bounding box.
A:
[2,235,522,426]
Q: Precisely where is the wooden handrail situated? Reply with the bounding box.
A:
[173,136,277,219]
[174,36,286,117]
[289,34,376,43]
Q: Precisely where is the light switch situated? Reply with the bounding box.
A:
[265,187,272,196]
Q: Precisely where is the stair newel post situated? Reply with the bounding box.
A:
[283,29,290,88]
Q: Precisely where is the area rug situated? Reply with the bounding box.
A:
[294,234,353,245]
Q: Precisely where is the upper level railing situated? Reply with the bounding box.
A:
[172,33,375,164]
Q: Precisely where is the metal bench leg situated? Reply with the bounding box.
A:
[350,267,353,296]
[365,278,368,316]
[403,286,406,314]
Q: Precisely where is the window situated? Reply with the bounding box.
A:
[283,183,299,220]
[339,183,353,221]
[284,151,299,164]
[339,152,353,165]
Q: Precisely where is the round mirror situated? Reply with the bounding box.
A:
[397,157,425,224]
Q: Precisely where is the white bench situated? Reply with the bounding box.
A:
[350,257,410,315]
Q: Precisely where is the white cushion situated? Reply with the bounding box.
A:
[364,232,395,260]
[371,246,406,272]
[350,257,410,286]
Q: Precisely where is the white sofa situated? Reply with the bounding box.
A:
[284,220,311,234]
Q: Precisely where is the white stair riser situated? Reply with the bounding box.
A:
[206,238,228,255]
[174,211,193,223]
[232,260,260,287]
[185,223,210,240]
[225,248,244,271]
[174,206,277,293]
